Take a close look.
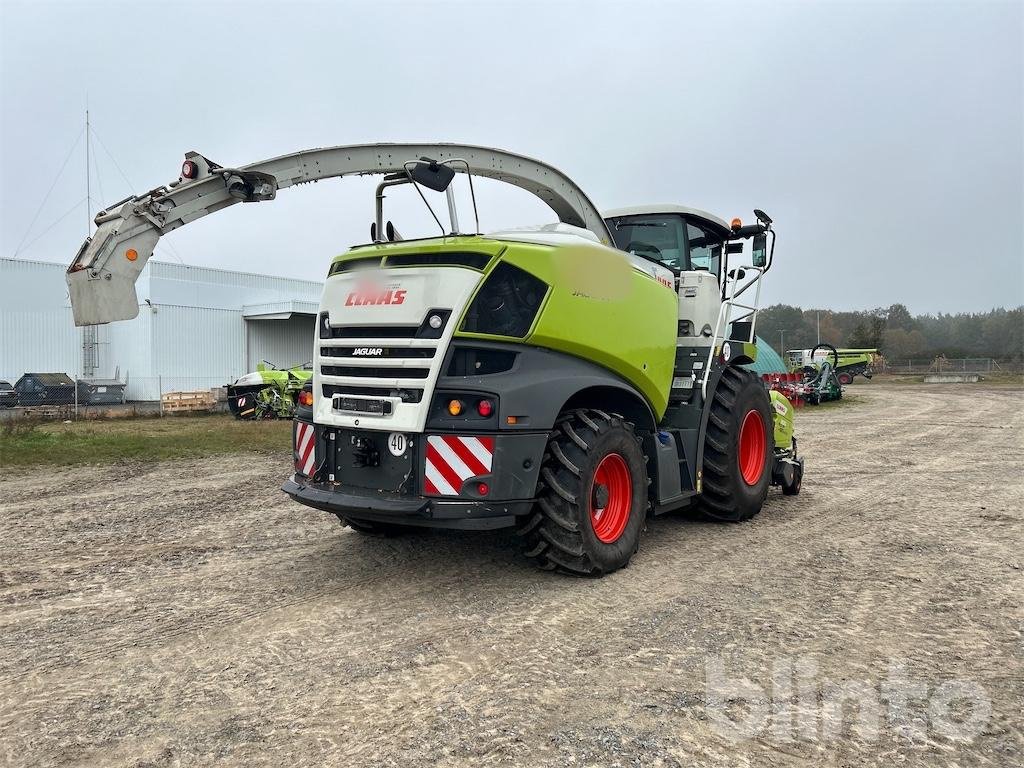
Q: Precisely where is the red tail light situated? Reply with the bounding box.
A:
[298,390,314,407]
[477,399,494,417]
[181,159,199,179]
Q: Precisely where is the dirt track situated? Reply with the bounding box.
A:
[1,382,1022,767]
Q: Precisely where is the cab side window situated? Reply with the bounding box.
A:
[686,222,722,277]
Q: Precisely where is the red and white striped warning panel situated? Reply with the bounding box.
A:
[294,422,317,477]
[424,435,495,496]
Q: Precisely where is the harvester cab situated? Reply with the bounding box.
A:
[66,142,803,576]
[604,205,775,396]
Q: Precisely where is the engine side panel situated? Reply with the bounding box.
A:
[458,240,677,419]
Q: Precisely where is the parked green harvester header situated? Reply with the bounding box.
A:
[787,347,878,385]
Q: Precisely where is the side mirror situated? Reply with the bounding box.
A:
[409,158,456,192]
[752,233,768,268]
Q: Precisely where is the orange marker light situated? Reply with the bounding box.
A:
[298,391,314,407]
[125,248,138,262]
[506,416,518,425]
[730,218,742,231]
[447,399,463,416]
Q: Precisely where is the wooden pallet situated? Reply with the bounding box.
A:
[161,391,215,412]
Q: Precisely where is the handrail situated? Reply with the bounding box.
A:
[701,265,764,398]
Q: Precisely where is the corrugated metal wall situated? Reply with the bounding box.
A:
[0,258,80,381]
[151,305,247,394]
[149,262,322,309]
[246,316,316,371]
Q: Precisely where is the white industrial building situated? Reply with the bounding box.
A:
[0,257,322,400]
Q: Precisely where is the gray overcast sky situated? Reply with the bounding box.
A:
[2,0,1021,314]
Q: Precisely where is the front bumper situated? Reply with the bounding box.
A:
[282,474,532,530]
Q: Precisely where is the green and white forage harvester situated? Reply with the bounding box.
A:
[66,143,803,576]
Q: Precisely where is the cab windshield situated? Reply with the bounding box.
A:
[608,214,687,270]
[607,213,725,276]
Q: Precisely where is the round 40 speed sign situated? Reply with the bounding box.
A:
[387,432,407,457]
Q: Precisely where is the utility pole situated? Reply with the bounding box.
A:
[816,311,820,344]
[82,104,98,381]
[85,106,90,230]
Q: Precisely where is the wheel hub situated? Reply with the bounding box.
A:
[589,453,632,544]
[738,409,767,485]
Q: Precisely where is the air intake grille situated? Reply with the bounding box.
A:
[325,325,420,339]
[321,365,430,379]
[384,251,492,270]
[327,256,383,276]
[460,263,547,338]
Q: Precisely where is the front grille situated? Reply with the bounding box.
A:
[322,384,423,403]
[326,325,420,339]
[321,365,430,379]
[318,301,465,426]
[321,346,435,359]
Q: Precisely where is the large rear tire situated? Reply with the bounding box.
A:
[517,409,647,576]
[699,367,774,522]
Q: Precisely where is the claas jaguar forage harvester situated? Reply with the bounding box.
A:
[66,143,803,576]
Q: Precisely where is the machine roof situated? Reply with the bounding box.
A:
[743,337,789,376]
[602,205,732,234]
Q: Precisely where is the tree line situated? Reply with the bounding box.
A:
[756,304,1024,362]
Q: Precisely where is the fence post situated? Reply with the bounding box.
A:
[74,377,79,420]
[158,375,163,417]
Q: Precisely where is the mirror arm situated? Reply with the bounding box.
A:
[401,162,447,237]
[764,228,776,273]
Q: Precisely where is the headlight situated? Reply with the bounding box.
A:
[461,263,547,338]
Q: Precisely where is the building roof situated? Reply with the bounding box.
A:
[243,300,320,319]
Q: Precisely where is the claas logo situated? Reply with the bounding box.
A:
[345,279,407,306]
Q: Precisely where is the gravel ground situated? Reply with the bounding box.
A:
[1,382,1021,767]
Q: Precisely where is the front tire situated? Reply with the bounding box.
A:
[518,409,647,576]
[699,367,774,522]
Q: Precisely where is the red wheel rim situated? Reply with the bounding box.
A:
[590,453,632,544]
[738,409,767,485]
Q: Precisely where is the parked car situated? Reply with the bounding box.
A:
[0,380,16,408]
[13,373,77,406]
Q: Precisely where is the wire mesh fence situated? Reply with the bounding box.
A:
[880,358,1021,375]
